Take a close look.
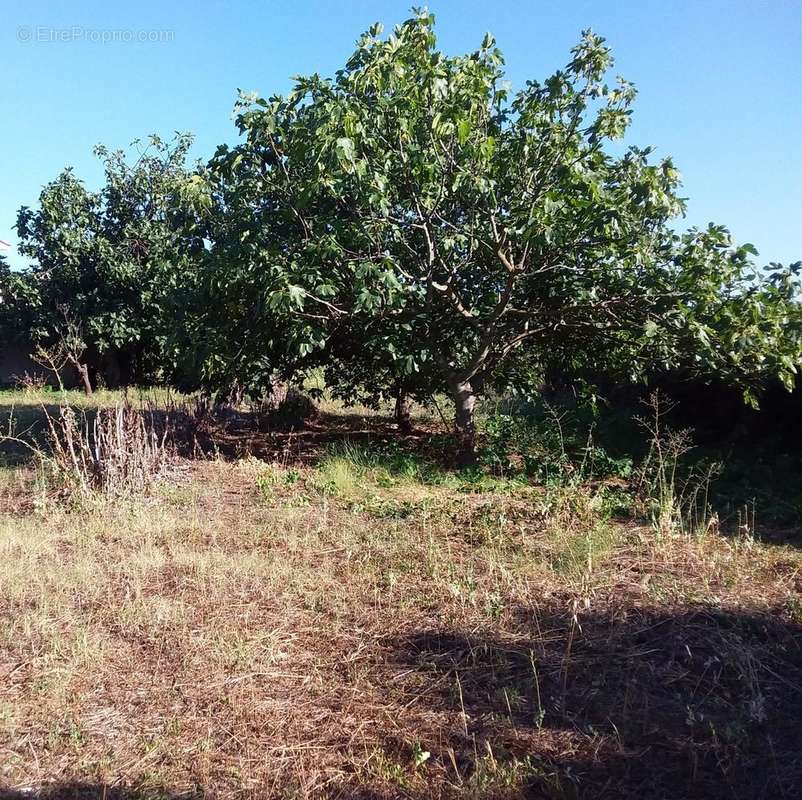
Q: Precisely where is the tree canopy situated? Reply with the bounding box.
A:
[13,134,208,387]
[197,11,800,458]
[2,11,798,457]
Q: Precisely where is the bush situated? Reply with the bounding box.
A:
[13,372,49,394]
[480,403,632,485]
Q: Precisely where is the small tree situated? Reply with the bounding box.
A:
[207,12,800,460]
[32,309,93,395]
[15,134,208,388]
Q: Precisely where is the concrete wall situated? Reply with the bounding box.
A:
[0,344,79,388]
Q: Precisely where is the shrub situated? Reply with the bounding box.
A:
[44,402,172,497]
[634,392,720,536]
[13,372,49,395]
[480,403,631,485]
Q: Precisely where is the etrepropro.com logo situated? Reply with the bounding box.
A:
[17,26,175,44]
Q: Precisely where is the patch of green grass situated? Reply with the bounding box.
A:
[314,440,531,500]
[255,462,285,500]
[315,450,363,496]
[313,441,404,496]
[550,521,618,579]
[466,753,545,795]
[364,747,412,789]
[0,386,185,412]
[249,460,307,502]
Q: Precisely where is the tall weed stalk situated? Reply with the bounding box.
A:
[636,392,720,535]
[45,402,172,497]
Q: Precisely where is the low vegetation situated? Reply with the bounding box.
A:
[1,388,801,799]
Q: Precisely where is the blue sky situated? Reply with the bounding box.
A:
[2,0,800,267]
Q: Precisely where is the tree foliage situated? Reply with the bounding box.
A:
[0,256,38,348]
[2,12,799,458]
[14,134,208,386]
[200,11,800,457]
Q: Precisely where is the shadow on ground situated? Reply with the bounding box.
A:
[0,787,202,800]
[2,610,801,798]
[383,602,802,799]
[0,400,435,468]
[0,785,401,800]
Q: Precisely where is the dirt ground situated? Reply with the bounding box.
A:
[1,398,801,799]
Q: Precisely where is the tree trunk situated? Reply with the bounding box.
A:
[395,386,413,435]
[77,363,93,396]
[451,379,477,465]
[268,376,289,411]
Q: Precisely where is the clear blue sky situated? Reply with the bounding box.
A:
[2,0,800,267]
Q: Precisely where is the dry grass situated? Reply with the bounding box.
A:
[0,393,801,799]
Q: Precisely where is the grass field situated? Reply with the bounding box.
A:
[1,390,801,799]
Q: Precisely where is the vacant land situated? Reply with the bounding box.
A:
[1,390,801,799]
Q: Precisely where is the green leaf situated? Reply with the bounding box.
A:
[335,137,356,164]
[288,285,305,308]
[457,119,471,145]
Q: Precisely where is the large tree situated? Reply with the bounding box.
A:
[15,134,208,388]
[205,12,799,459]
